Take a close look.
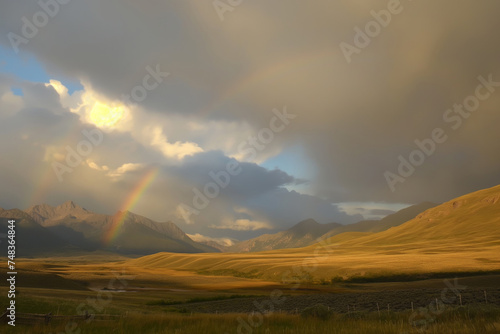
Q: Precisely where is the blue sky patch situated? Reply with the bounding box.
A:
[0,45,83,94]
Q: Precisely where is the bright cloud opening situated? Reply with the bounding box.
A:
[89,102,125,128]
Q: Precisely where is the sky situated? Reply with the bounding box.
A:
[1,1,499,241]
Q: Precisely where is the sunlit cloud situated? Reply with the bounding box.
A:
[210,219,274,231]
[187,233,236,247]
[89,102,125,128]
[68,82,129,131]
[45,79,68,97]
[106,162,144,180]
[86,159,109,172]
[149,126,203,160]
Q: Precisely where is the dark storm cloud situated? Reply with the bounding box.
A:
[160,151,360,238]
[1,0,500,223]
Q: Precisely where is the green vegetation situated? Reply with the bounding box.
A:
[2,306,499,334]
[300,304,332,320]
[196,268,263,279]
[146,294,257,306]
[329,269,500,284]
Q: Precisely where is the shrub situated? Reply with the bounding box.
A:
[331,276,344,283]
[301,304,332,320]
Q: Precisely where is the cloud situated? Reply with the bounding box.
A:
[149,126,203,160]
[106,163,144,180]
[187,233,236,247]
[86,159,109,172]
[45,80,67,97]
[337,202,409,220]
[210,219,273,231]
[0,75,359,241]
[0,88,23,115]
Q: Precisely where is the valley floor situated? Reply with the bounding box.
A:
[0,256,499,333]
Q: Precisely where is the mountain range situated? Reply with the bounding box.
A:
[0,197,460,257]
[0,201,218,256]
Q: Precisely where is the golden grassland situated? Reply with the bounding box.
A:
[124,245,500,283]
[0,255,499,333]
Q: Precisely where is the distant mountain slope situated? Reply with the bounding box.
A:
[26,201,91,225]
[24,201,218,255]
[228,203,436,252]
[0,208,76,256]
[106,211,218,254]
[320,202,437,239]
[227,219,341,252]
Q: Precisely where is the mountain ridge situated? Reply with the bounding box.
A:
[228,202,436,252]
[19,202,219,255]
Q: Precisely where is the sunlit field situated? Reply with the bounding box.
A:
[1,252,499,333]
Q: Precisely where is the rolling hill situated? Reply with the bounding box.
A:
[127,185,500,281]
[330,185,500,248]
[319,202,437,238]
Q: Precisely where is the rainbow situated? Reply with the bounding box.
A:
[102,167,160,244]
